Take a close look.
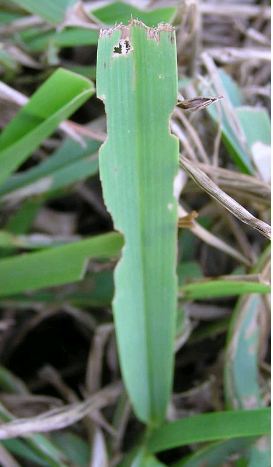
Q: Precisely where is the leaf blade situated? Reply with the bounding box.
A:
[97,22,179,424]
[147,408,270,453]
[0,68,94,186]
[0,233,122,297]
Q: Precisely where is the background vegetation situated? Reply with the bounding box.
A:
[0,0,270,466]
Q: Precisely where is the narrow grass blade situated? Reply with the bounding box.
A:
[97,21,179,424]
[202,69,254,174]
[51,432,90,467]
[147,408,270,453]
[180,279,270,300]
[2,270,114,306]
[92,1,177,26]
[0,404,68,466]
[20,28,99,52]
[0,233,122,297]
[225,295,265,409]
[236,106,270,182]
[10,0,77,24]
[6,199,41,234]
[224,247,271,465]
[225,247,270,409]
[0,137,99,200]
[0,69,94,186]
[173,438,255,467]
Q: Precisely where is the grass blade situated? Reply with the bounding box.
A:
[0,137,99,200]
[0,69,94,186]
[20,27,99,52]
[0,233,122,297]
[10,0,77,25]
[147,408,270,453]
[97,21,179,425]
[173,439,255,467]
[180,278,270,300]
[92,1,176,26]
[224,247,271,465]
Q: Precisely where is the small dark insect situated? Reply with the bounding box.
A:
[177,96,223,112]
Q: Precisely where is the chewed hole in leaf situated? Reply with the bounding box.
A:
[113,39,132,56]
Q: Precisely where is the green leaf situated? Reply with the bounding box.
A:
[224,248,270,465]
[177,261,203,286]
[97,21,178,424]
[0,11,24,25]
[236,106,270,182]
[202,69,254,174]
[0,68,94,187]
[236,107,270,147]
[147,408,270,453]
[10,0,77,24]
[2,439,50,466]
[173,438,255,467]
[225,295,264,409]
[0,366,28,394]
[2,270,114,306]
[5,199,42,234]
[0,232,122,297]
[93,1,177,26]
[0,137,99,199]
[225,248,270,408]
[0,49,18,71]
[218,69,243,107]
[180,279,270,300]
[20,27,99,52]
[52,432,90,467]
[132,450,166,466]
[245,437,270,467]
[0,404,68,466]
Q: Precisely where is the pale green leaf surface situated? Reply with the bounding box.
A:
[201,69,254,174]
[10,0,77,24]
[97,21,178,424]
[246,437,270,467]
[236,107,270,147]
[92,1,176,26]
[0,233,122,297]
[225,247,270,409]
[218,69,243,107]
[224,248,271,465]
[147,408,270,453]
[0,68,94,186]
[225,295,264,409]
[180,279,270,300]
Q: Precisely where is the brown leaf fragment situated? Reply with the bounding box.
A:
[178,211,198,228]
[177,96,223,112]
